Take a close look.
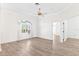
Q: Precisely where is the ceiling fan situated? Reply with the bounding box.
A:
[35,3,47,16]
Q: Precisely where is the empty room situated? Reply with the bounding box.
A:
[0,3,79,56]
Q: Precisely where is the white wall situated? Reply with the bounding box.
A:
[1,9,18,43]
[67,16,79,39]
[0,8,37,43]
[37,16,53,40]
[36,14,64,40]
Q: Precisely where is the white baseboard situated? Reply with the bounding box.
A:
[38,36,53,40]
[1,37,33,44]
[1,36,53,44]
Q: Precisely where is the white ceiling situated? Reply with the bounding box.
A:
[1,3,79,20]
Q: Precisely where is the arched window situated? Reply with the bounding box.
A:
[19,20,32,34]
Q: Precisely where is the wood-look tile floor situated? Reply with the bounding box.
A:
[0,37,79,56]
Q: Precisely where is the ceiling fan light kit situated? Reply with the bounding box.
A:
[35,3,44,16]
